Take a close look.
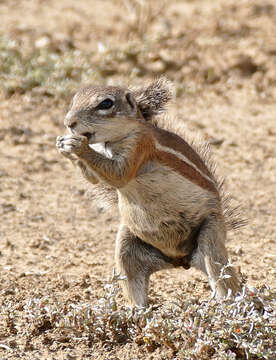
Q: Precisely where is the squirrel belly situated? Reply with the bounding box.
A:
[117,160,219,259]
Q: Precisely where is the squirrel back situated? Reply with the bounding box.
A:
[86,78,244,231]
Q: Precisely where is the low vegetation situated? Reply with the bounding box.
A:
[0,35,98,98]
[2,273,275,359]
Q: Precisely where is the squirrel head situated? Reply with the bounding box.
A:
[65,85,143,143]
[65,78,173,144]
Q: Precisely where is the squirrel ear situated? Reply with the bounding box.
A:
[132,77,174,121]
[125,92,137,111]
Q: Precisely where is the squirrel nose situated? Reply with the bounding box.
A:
[68,122,77,130]
[64,111,77,130]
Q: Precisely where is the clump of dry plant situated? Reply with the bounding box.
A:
[121,0,168,39]
[1,271,275,359]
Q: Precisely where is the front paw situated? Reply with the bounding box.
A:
[56,134,89,159]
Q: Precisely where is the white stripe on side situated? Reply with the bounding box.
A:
[154,140,216,186]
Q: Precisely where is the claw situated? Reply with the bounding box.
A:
[56,134,88,158]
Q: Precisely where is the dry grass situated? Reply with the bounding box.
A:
[1,272,275,359]
[0,35,99,98]
[121,0,168,39]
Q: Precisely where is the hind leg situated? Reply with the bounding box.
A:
[191,215,241,297]
[115,224,173,307]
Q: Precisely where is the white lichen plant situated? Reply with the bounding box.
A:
[2,270,275,359]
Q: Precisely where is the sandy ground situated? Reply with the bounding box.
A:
[0,0,275,359]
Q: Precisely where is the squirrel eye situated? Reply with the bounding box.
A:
[97,98,114,110]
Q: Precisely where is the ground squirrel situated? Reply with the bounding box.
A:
[56,78,242,306]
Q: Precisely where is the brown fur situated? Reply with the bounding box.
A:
[153,126,215,179]
[56,79,243,306]
[155,149,218,194]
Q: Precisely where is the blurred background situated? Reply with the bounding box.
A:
[0,1,275,358]
[1,0,276,99]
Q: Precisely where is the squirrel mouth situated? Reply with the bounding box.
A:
[82,132,95,142]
